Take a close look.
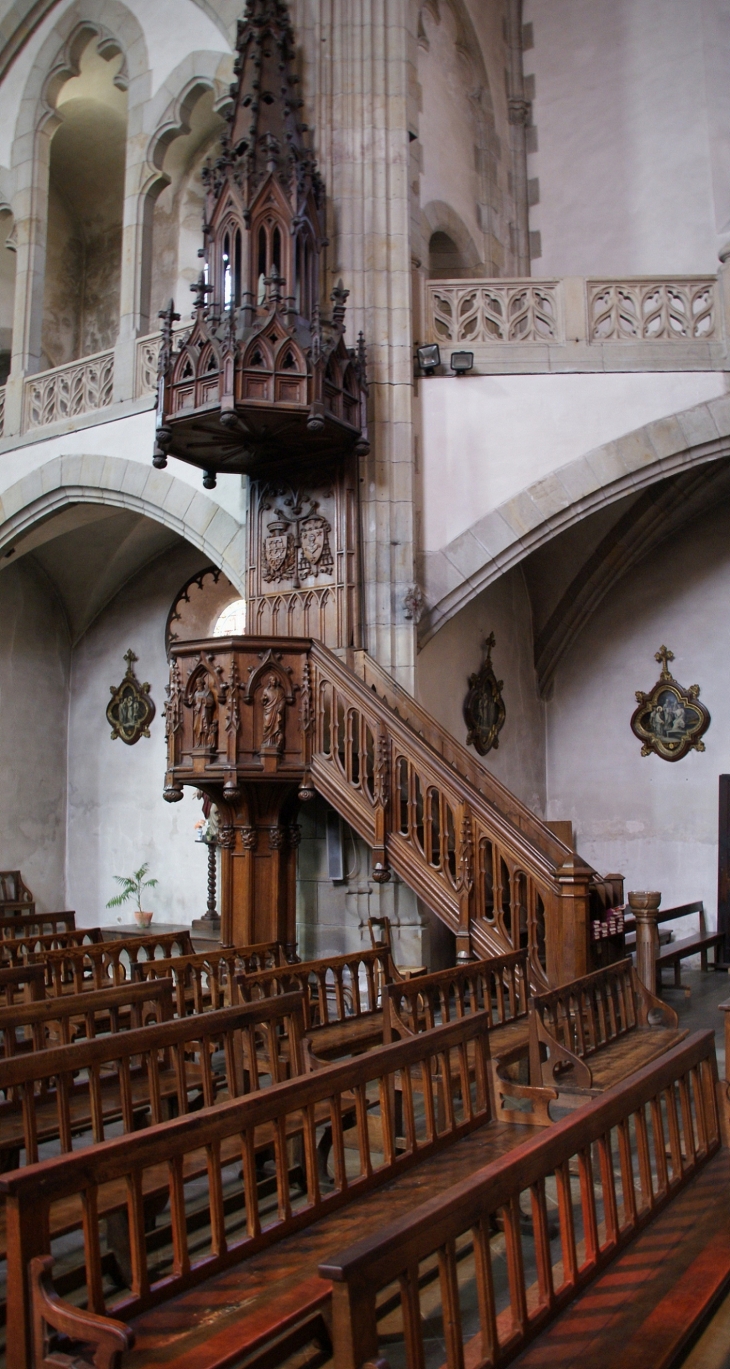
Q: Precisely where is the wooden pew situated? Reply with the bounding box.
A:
[132,941,288,1015]
[0,927,103,962]
[0,978,175,1058]
[383,948,529,1055]
[625,899,723,992]
[7,1013,541,1369]
[527,956,687,1100]
[0,911,76,939]
[0,993,308,1344]
[321,1031,724,1369]
[0,964,45,1008]
[237,945,394,1060]
[40,930,194,994]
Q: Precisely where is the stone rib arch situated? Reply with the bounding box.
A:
[0,453,246,592]
[419,393,730,645]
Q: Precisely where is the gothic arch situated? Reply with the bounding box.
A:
[419,394,730,644]
[0,453,246,592]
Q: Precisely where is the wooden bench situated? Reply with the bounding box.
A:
[0,911,76,939]
[0,964,46,1008]
[0,927,104,962]
[527,956,687,1100]
[40,930,194,994]
[8,1013,541,1369]
[132,941,288,1015]
[320,1030,725,1369]
[626,899,723,992]
[237,945,396,1060]
[0,978,175,1058]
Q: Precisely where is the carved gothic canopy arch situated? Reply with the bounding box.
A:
[152,0,369,485]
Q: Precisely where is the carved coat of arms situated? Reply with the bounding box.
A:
[299,514,333,578]
[631,645,710,761]
[262,517,295,583]
[107,649,156,745]
[463,634,506,756]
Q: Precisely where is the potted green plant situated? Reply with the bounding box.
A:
[106,863,158,928]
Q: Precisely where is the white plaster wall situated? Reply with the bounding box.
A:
[523,0,723,275]
[417,566,547,815]
[0,558,69,910]
[420,371,727,552]
[546,497,730,922]
[65,541,214,928]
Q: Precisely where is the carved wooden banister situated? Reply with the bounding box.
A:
[165,636,595,986]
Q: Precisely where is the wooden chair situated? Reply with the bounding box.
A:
[5,1012,538,1369]
[0,872,33,912]
[321,1031,723,1369]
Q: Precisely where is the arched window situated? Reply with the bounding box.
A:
[0,211,16,385]
[213,598,246,636]
[41,38,128,367]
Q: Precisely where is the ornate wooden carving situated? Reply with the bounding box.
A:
[152,0,368,486]
[247,459,362,648]
[631,644,710,762]
[106,650,155,745]
[463,633,506,756]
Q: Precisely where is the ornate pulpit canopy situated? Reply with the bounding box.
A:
[153,0,368,488]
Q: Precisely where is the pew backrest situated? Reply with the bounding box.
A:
[0,927,103,962]
[0,978,175,1057]
[2,1009,492,1368]
[0,911,76,939]
[320,1029,720,1369]
[0,991,306,1166]
[237,945,394,1030]
[133,941,287,1015]
[0,964,45,1008]
[42,930,195,993]
[383,948,529,1043]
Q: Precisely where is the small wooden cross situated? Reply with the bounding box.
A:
[655,644,674,678]
[124,649,138,673]
[484,632,496,657]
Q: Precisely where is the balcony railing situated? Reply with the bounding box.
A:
[23,349,114,431]
[425,274,722,368]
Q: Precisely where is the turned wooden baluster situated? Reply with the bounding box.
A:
[629,890,662,994]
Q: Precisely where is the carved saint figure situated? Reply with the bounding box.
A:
[260,673,286,752]
[192,677,218,749]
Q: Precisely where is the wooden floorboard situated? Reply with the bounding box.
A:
[510,1148,730,1369]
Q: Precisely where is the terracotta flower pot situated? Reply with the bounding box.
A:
[134,910,154,929]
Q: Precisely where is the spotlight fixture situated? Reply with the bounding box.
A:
[417,343,441,374]
[450,350,474,375]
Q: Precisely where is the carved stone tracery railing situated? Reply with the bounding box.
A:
[22,349,114,431]
[426,275,719,347]
[165,636,593,987]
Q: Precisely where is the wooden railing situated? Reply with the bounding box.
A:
[320,1030,720,1369]
[309,642,588,986]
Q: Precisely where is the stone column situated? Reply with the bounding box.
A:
[629,890,662,994]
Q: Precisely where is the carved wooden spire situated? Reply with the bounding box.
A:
[152,0,367,488]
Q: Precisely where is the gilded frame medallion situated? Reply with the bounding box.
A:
[463,633,506,756]
[107,650,156,745]
[631,645,710,762]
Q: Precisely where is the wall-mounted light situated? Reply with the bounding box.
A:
[417,343,441,375]
[450,351,474,375]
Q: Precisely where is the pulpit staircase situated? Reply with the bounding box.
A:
[166,636,606,987]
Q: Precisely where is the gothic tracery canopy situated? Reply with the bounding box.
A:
[153,0,368,488]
